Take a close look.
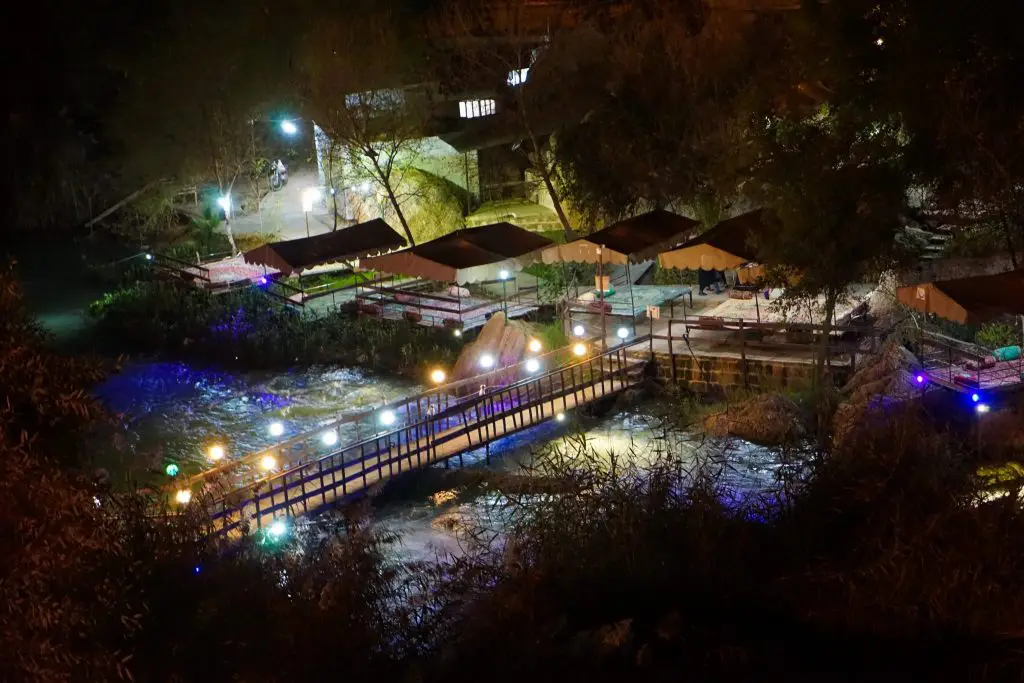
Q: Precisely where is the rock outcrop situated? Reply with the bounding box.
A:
[450,313,529,386]
[703,393,805,445]
[831,341,918,452]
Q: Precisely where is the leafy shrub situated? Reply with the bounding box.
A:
[87,281,459,375]
[653,265,697,285]
[976,321,1019,349]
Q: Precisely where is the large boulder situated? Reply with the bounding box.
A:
[703,393,805,445]
[450,313,529,386]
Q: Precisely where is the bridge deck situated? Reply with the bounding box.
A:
[190,340,649,537]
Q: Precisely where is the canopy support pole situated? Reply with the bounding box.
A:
[599,245,606,350]
[627,261,636,329]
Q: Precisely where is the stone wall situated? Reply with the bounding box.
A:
[642,352,850,393]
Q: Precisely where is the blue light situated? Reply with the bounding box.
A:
[971,393,980,403]
[194,565,201,574]
[914,374,924,385]
[258,276,268,286]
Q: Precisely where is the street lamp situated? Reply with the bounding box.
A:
[301,188,321,238]
[217,195,231,222]
[280,120,298,135]
[498,269,510,315]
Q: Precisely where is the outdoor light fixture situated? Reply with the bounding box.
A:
[379,409,397,427]
[976,403,991,415]
[321,431,338,447]
[971,393,981,403]
[479,353,495,369]
[280,120,298,135]
[430,368,447,384]
[268,421,285,437]
[208,445,225,462]
[572,343,587,357]
[268,519,288,539]
[526,358,540,373]
[144,253,153,261]
[258,276,268,285]
[556,412,566,422]
[573,324,585,337]
[175,489,192,505]
[453,329,462,338]
[301,187,321,213]
[617,327,630,340]
[914,374,925,385]
[217,195,231,216]
[528,338,542,353]
[499,269,510,280]
[165,463,180,477]
[260,454,277,471]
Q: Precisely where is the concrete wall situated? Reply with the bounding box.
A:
[412,136,479,199]
[642,352,850,393]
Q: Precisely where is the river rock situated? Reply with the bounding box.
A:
[703,393,804,445]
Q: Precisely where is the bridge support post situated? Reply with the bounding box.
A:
[740,319,748,389]
[669,319,677,385]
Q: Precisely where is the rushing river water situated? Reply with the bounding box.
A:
[92,362,785,564]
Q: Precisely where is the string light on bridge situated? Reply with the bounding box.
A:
[479,353,495,369]
[165,463,180,477]
[260,454,277,471]
[268,421,285,437]
[379,409,397,427]
[525,358,540,373]
[528,338,543,353]
[175,489,192,505]
[321,430,338,447]
[572,343,587,357]
[573,324,585,337]
[430,368,447,384]
[208,444,226,462]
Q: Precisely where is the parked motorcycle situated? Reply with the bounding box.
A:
[269,160,288,191]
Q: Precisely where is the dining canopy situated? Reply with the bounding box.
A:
[896,269,1024,325]
[360,222,553,284]
[658,209,776,272]
[243,218,406,276]
[540,209,700,265]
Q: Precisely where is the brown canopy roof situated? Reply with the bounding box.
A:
[360,223,553,284]
[541,209,700,265]
[242,219,406,276]
[658,209,776,271]
[896,269,1024,325]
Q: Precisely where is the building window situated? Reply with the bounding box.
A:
[459,99,496,119]
[507,68,530,86]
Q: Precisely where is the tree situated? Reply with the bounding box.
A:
[429,0,609,239]
[550,1,786,224]
[786,0,1024,264]
[111,0,302,251]
[746,118,908,385]
[301,7,428,246]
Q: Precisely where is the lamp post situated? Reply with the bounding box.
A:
[301,188,321,239]
[499,269,509,316]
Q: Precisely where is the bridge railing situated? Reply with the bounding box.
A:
[170,335,608,494]
[202,337,650,534]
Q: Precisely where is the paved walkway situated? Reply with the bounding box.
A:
[228,170,334,241]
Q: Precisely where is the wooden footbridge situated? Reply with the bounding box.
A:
[173,338,651,537]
